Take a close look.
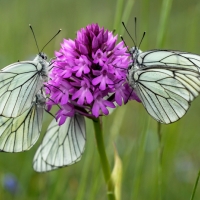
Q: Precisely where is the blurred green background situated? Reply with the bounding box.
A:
[0,0,200,199]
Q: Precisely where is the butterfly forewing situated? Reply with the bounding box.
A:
[33,114,86,172]
[0,57,48,118]
[137,50,200,73]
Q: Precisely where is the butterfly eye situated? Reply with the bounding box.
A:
[39,52,48,60]
[129,47,135,55]
[128,64,133,71]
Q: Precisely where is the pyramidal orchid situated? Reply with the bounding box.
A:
[42,24,142,199]
[46,24,140,125]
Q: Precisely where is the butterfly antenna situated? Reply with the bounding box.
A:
[48,59,56,71]
[41,29,62,52]
[122,21,136,47]
[29,24,40,54]
[45,109,57,119]
[127,88,134,103]
[138,32,146,49]
[46,96,61,109]
[44,83,64,93]
[120,35,130,53]
[135,17,137,46]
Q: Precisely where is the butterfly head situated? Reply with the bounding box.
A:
[34,52,48,63]
[130,47,142,60]
[39,52,48,60]
[128,47,142,71]
[33,53,49,82]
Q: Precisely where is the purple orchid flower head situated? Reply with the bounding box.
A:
[47,24,140,125]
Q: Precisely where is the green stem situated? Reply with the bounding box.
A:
[120,0,136,35]
[157,122,163,200]
[131,116,150,199]
[157,122,162,143]
[113,0,124,34]
[156,1,173,198]
[156,0,173,47]
[93,118,116,200]
[190,170,200,200]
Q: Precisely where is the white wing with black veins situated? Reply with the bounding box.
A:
[33,114,86,172]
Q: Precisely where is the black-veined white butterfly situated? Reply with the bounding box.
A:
[33,114,86,172]
[0,24,51,150]
[0,26,86,172]
[0,87,86,172]
[122,21,200,124]
[128,49,200,124]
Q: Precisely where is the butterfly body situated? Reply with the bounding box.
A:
[128,49,200,124]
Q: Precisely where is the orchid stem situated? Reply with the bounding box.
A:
[93,118,116,200]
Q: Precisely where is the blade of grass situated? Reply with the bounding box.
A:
[157,122,163,200]
[88,166,102,199]
[131,116,150,199]
[113,0,125,34]
[156,0,173,47]
[156,1,173,199]
[120,0,136,36]
[190,170,200,200]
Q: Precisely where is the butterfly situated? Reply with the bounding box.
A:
[0,88,86,172]
[128,48,200,124]
[0,25,59,150]
[0,26,86,172]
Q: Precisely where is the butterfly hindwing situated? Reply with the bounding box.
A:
[132,67,200,124]
[33,114,86,172]
[33,146,58,172]
[0,93,44,152]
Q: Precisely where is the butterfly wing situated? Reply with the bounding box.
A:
[33,114,86,172]
[0,95,44,152]
[32,146,58,172]
[132,67,200,124]
[0,59,48,118]
[137,50,200,72]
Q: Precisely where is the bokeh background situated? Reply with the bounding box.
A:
[0,0,200,199]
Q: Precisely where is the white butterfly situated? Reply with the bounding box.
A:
[0,53,49,118]
[128,48,200,124]
[0,27,86,171]
[33,114,86,172]
[0,87,86,171]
